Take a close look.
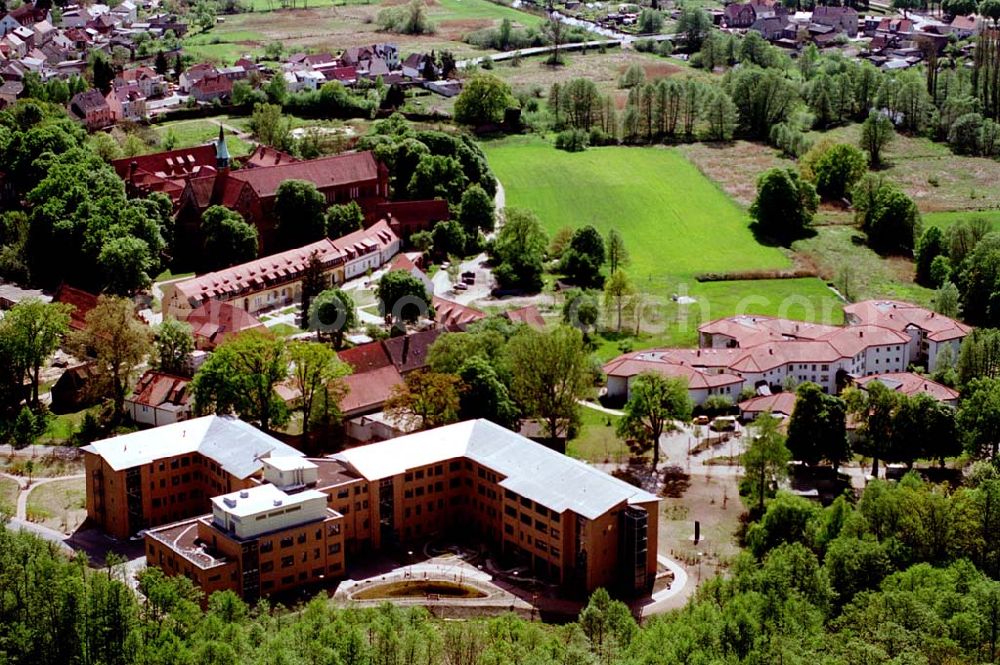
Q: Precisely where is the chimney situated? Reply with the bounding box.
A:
[860,331,864,338]
[239,490,248,498]
[402,334,410,364]
[769,348,773,355]
[128,159,138,185]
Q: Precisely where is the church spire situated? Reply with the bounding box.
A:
[216,125,230,170]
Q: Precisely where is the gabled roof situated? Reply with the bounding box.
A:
[53,284,98,330]
[432,296,485,332]
[855,372,959,403]
[843,300,970,342]
[383,328,442,372]
[82,415,303,477]
[186,300,264,345]
[340,364,403,415]
[738,392,797,417]
[70,88,108,113]
[225,150,379,201]
[243,144,297,169]
[337,340,393,373]
[504,305,546,330]
[127,370,192,409]
[333,420,660,520]
[173,239,345,304]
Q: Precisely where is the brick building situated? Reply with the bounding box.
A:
[82,416,304,539]
[141,419,660,602]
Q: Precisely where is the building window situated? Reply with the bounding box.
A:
[280,537,293,549]
[261,561,274,573]
[329,543,341,555]
[281,555,294,568]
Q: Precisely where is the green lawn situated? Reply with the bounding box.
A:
[486,136,790,280]
[154,120,253,157]
[486,136,844,350]
[40,410,89,444]
[433,0,544,26]
[923,209,1000,232]
[0,477,18,515]
[567,407,630,464]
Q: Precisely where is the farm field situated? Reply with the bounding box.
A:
[485,135,844,351]
[182,0,543,64]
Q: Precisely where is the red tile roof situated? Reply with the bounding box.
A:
[337,340,393,373]
[738,392,797,417]
[432,296,486,332]
[128,370,192,409]
[843,300,970,342]
[226,151,379,201]
[186,300,264,347]
[340,364,403,415]
[53,284,98,330]
[504,305,545,330]
[243,145,298,169]
[855,372,959,403]
[174,239,345,305]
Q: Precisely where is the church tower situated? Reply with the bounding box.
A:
[216,125,231,170]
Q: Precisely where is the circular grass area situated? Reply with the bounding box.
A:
[353,579,487,600]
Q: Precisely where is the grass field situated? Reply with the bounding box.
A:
[566,407,630,463]
[183,0,543,64]
[923,209,1000,231]
[486,136,844,348]
[0,477,18,515]
[26,478,87,534]
[154,120,253,156]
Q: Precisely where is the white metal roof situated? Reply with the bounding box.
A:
[211,483,327,518]
[263,456,318,472]
[332,419,659,520]
[81,415,303,479]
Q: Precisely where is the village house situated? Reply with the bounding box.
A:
[125,370,193,426]
[118,65,166,97]
[811,5,858,37]
[69,88,113,129]
[189,72,232,102]
[185,300,266,350]
[106,82,146,122]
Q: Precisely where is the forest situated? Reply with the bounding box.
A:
[4,469,1000,664]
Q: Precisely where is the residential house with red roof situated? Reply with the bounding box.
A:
[185,300,266,349]
[69,88,113,130]
[189,72,233,102]
[126,371,193,426]
[106,83,146,122]
[53,284,99,331]
[431,296,486,332]
[503,305,546,330]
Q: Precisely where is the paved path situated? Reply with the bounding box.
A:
[10,473,86,521]
[577,399,624,416]
[457,38,623,68]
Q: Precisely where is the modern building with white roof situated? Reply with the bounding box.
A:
[83,415,303,539]
[331,419,660,595]
[140,419,661,601]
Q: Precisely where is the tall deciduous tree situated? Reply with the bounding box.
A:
[72,296,152,421]
[384,370,461,430]
[153,318,194,376]
[377,270,430,327]
[274,180,327,250]
[191,330,289,432]
[603,269,634,332]
[458,184,495,236]
[325,201,364,239]
[492,208,548,292]
[860,110,895,169]
[741,412,792,514]
[786,382,850,470]
[844,380,899,477]
[288,341,349,437]
[4,299,71,406]
[562,225,607,288]
[957,377,1000,459]
[890,393,958,467]
[201,205,258,271]
[506,326,590,443]
[616,373,692,468]
[309,288,357,348]
[456,357,519,428]
[454,74,514,126]
[749,168,819,245]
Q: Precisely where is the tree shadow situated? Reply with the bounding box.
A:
[661,465,691,498]
[748,221,818,248]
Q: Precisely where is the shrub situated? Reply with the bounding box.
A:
[555,128,589,152]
